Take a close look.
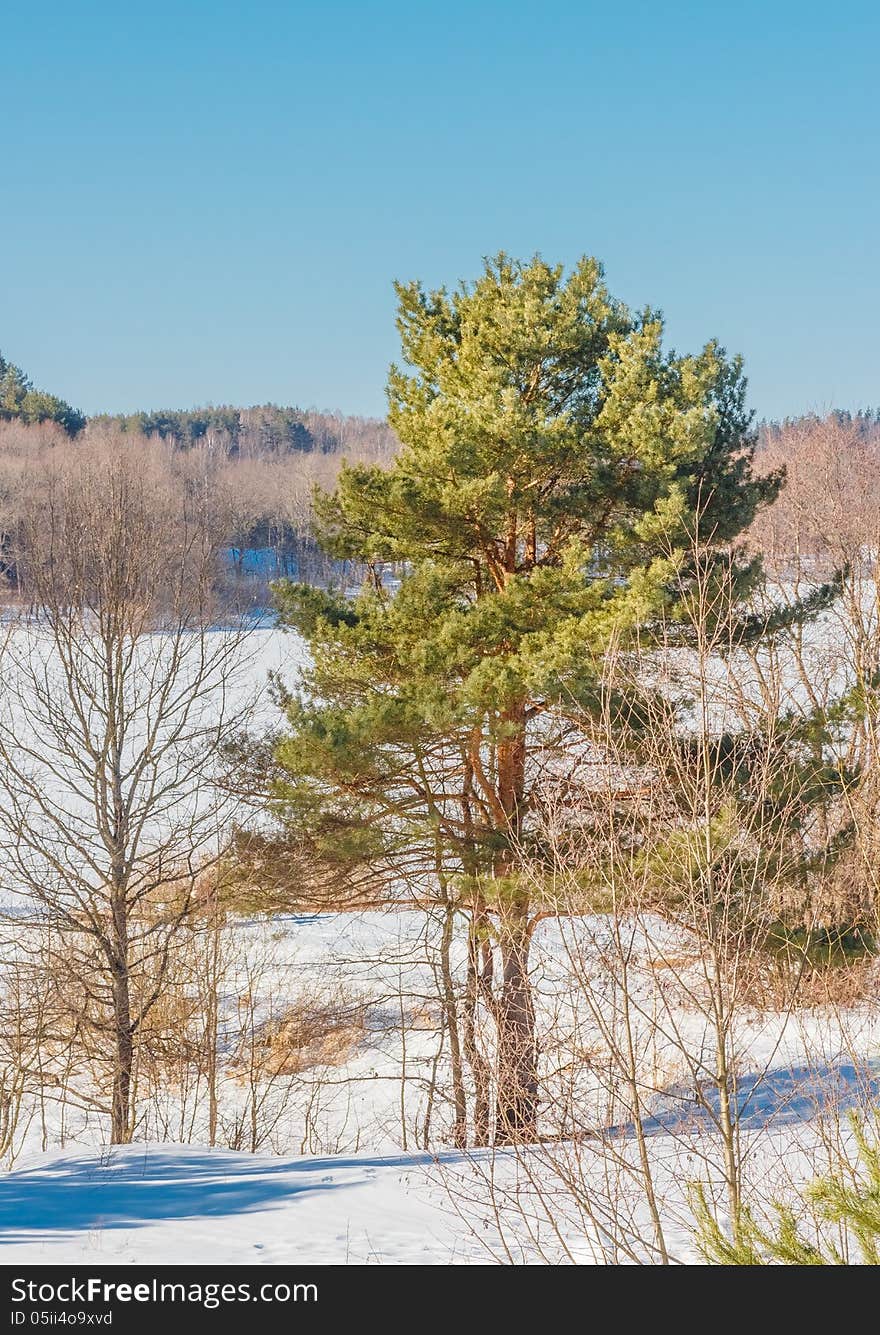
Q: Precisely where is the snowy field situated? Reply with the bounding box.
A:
[0,627,877,1265]
[0,906,877,1265]
[0,1123,867,1267]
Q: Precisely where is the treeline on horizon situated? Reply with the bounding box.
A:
[3,342,880,602]
[1,346,397,460]
[92,403,400,461]
[4,340,880,454]
[0,348,402,596]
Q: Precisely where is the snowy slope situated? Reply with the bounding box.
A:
[0,1143,469,1266]
[0,1115,870,1266]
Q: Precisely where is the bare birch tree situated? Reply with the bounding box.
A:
[0,433,251,1143]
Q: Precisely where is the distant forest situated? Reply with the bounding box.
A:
[0,351,398,600]
[93,403,399,461]
[2,345,879,605]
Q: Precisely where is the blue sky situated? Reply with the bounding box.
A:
[3,1,878,421]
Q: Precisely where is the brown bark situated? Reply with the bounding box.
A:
[492,697,539,1142]
[495,905,537,1142]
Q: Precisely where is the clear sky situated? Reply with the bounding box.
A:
[3,1,878,422]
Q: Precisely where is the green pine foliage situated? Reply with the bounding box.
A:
[693,1116,880,1264]
[270,253,806,888]
[0,350,85,435]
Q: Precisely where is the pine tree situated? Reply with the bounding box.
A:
[272,253,785,1142]
[0,350,85,434]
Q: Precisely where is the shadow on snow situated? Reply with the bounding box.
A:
[615,1059,880,1139]
[0,1148,459,1241]
[2,1062,877,1240]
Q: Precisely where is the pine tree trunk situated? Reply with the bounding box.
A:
[493,699,538,1143]
[495,906,537,1143]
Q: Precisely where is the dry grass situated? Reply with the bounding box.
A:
[240,999,366,1078]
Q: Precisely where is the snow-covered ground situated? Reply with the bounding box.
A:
[0,902,876,1265]
[0,1143,468,1266]
[1,1117,874,1265]
[0,626,877,1265]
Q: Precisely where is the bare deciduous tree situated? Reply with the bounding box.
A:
[0,433,251,1143]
